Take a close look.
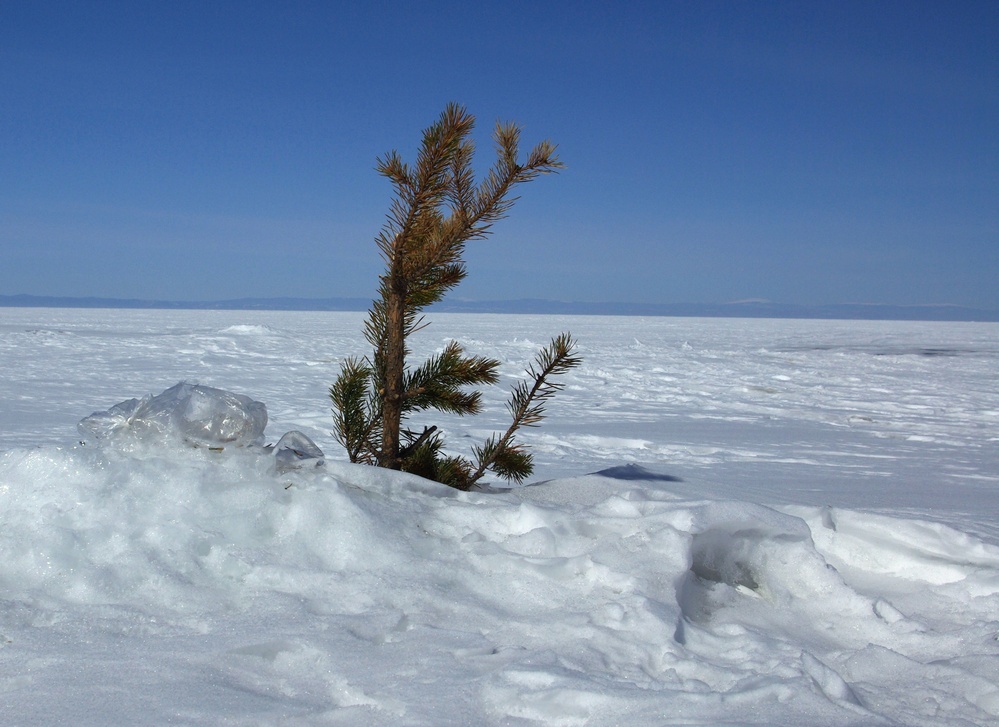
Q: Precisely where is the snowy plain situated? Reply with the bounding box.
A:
[1,307,998,726]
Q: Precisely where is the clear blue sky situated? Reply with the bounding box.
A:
[2,1,997,308]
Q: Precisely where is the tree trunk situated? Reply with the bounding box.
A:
[379,276,406,468]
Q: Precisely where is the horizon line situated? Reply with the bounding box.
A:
[1,294,997,323]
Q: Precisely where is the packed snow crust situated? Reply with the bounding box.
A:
[1,309,998,725]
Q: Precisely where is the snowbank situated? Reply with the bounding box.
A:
[2,441,997,725]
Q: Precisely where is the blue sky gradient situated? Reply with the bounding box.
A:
[2,1,996,308]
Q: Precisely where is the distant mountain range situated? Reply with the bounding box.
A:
[1,294,996,322]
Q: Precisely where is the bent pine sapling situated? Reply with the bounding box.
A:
[329,103,579,490]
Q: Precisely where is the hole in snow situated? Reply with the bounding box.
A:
[675,521,811,638]
[689,529,763,592]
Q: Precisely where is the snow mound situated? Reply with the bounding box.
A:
[1,445,997,725]
[219,324,282,336]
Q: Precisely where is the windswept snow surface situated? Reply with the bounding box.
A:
[1,309,998,726]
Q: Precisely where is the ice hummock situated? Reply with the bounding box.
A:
[77,382,326,475]
[78,381,269,449]
[273,429,326,472]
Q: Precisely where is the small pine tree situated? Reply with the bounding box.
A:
[329,103,580,490]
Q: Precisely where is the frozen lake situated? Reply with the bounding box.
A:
[1,308,998,725]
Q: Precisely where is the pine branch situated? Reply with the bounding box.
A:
[329,357,380,463]
[467,333,580,486]
[398,425,438,459]
[403,341,500,415]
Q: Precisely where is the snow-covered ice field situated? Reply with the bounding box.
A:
[1,307,998,726]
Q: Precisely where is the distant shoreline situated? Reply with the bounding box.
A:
[1,294,996,322]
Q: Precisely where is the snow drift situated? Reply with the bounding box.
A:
[2,439,997,725]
